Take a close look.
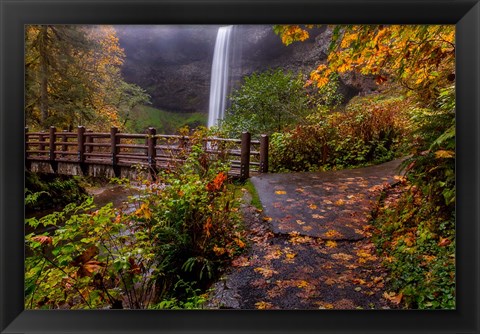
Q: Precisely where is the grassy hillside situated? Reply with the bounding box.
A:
[124,105,207,134]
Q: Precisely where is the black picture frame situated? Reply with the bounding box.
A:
[1,0,479,333]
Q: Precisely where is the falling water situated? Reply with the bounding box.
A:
[208,26,234,128]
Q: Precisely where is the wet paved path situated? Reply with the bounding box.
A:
[208,159,405,310]
[251,159,404,240]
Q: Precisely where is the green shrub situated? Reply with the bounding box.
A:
[269,94,412,172]
[25,172,88,213]
[220,69,311,137]
[25,130,245,309]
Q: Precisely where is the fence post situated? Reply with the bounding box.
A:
[147,127,157,179]
[77,126,87,175]
[260,134,269,173]
[49,126,58,173]
[240,131,251,180]
[111,127,120,177]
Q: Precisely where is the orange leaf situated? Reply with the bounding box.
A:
[32,235,52,245]
[383,291,403,305]
[438,237,451,247]
[255,301,273,309]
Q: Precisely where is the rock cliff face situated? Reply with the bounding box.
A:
[116,25,377,114]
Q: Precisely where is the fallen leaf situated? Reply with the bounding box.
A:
[352,278,367,285]
[317,302,334,309]
[275,190,287,195]
[255,301,274,309]
[312,214,325,219]
[232,256,250,267]
[285,252,296,260]
[324,278,336,285]
[325,240,337,248]
[264,249,283,260]
[296,220,306,225]
[297,280,309,288]
[324,229,342,238]
[334,199,345,206]
[254,267,278,278]
[308,204,318,210]
[383,291,403,305]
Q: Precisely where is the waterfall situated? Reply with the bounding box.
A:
[208,26,234,128]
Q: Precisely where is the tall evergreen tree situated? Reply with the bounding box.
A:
[25,25,149,130]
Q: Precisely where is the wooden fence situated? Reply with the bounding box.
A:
[25,126,268,180]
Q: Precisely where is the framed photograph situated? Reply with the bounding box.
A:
[1,0,479,333]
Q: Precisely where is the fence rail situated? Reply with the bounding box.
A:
[25,126,268,180]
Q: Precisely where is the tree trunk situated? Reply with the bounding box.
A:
[39,26,49,127]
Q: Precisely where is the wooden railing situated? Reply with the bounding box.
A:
[25,126,268,180]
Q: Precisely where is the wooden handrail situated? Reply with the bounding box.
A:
[25,126,269,180]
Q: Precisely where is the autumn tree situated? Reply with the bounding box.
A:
[25,25,149,130]
[273,25,455,103]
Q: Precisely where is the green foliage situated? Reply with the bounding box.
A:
[269,94,412,172]
[372,187,455,309]
[123,104,207,135]
[25,172,88,212]
[241,180,263,210]
[220,69,311,137]
[25,25,149,130]
[25,130,245,309]
[372,85,455,309]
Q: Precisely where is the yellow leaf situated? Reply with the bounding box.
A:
[135,203,152,220]
[234,238,246,249]
[297,280,309,288]
[275,190,287,195]
[326,240,337,248]
[324,229,342,238]
[316,76,329,88]
[213,246,226,256]
[254,267,278,278]
[435,150,454,159]
[255,301,273,309]
[308,204,318,210]
[285,252,296,260]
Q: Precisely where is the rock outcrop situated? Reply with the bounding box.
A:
[116,25,377,114]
